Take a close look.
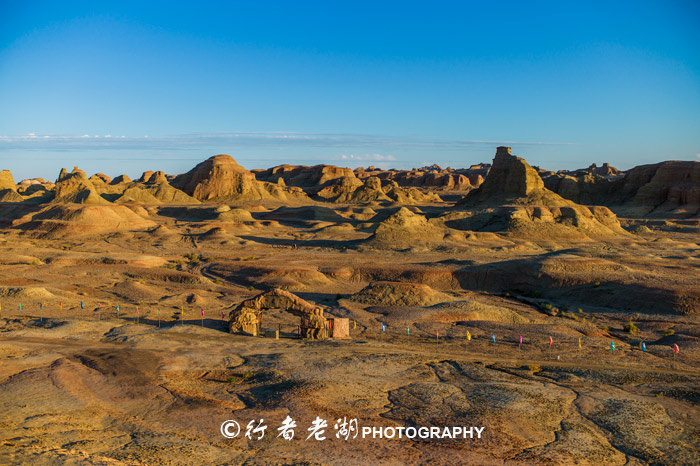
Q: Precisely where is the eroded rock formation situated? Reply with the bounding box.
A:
[228,288,328,338]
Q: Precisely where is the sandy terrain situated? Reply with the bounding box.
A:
[0,148,698,464]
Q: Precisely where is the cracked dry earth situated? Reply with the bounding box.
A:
[0,318,698,465]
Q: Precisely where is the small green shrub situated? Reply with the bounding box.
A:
[663,328,675,337]
[593,281,601,287]
[623,321,639,334]
[527,364,542,373]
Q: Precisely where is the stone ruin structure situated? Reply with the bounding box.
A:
[228,288,328,339]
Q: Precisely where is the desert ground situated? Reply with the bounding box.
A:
[0,147,698,464]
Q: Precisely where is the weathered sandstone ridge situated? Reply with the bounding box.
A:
[545,160,700,217]
[171,154,306,202]
[452,147,625,239]
[255,164,443,204]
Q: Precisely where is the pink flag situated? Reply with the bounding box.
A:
[436,330,439,339]
[136,306,139,316]
[519,335,523,345]
[221,311,225,320]
[548,336,553,346]
[201,307,204,317]
[673,344,680,354]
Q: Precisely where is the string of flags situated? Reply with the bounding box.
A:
[0,299,685,358]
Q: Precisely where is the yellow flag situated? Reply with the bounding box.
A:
[353,320,356,329]
[578,337,581,348]
[466,330,471,341]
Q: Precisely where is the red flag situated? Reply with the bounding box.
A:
[673,344,680,354]
[201,307,204,317]
[548,336,553,346]
[436,330,439,340]
[519,335,523,345]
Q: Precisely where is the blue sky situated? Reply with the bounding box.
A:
[1,0,699,180]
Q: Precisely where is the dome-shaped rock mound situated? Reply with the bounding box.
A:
[364,207,447,249]
[171,154,306,202]
[12,204,156,238]
[350,281,454,306]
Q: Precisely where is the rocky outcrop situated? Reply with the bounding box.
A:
[454,147,625,239]
[545,160,700,217]
[254,164,357,187]
[0,170,23,202]
[110,174,132,185]
[52,167,107,204]
[617,161,700,216]
[172,154,306,202]
[0,170,16,191]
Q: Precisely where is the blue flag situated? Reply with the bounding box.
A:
[641,342,646,352]
[491,333,496,343]
[80,301,84,310]
[40,302,43,310]
[381,322,385,332]
[610,340,615,351]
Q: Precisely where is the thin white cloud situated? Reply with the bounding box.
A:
[340,153,397,161]
[0,131,580,152]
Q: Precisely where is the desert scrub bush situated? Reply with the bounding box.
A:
[663,328,675,337]
[561,311,579,321]
[593,281,601,287]
[542,303,553,311]
[248,285,255,292]
[623,321,639,334]
[214,277,222,285]
[226,372,253,384]
[527,364,542,374]
[184,253,201,264]
[602,325,610,332]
